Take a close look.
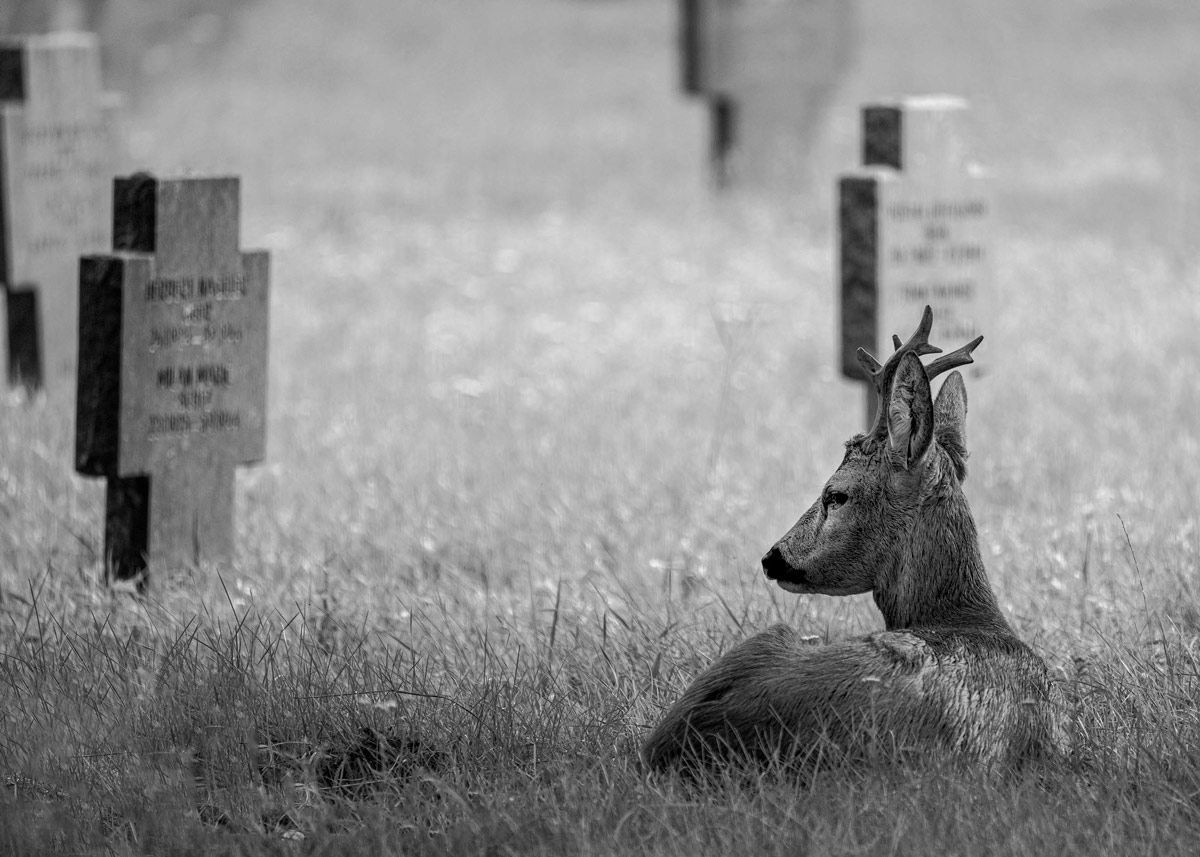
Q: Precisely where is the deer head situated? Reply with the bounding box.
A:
[761,307,1000,630]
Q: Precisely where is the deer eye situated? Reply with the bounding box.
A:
[824,490,849,512]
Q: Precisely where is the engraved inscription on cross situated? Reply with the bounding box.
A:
[0,32,115,390]
[75,175,270,586]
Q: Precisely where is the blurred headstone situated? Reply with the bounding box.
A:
[0,32,118,390]
[1,0,108,35]
[75,174,270,588]
[839,96,991,423]
[679,0,853,190]
[48,0,109,32]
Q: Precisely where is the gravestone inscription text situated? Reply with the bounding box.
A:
[877,187,988,347]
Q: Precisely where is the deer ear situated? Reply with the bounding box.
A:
[887,351,934,470]
[934,371,969,477]
[934,371,967,442]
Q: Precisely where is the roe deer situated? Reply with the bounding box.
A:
[643,306,1066,773]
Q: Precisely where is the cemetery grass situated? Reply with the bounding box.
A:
[3,0,1200,853]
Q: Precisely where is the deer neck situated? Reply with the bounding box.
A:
[872,482,1012,635]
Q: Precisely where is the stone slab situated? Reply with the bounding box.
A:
[76,174,269,585]
[875,174,989,355]
[681,0,853,189]
[679,0,732,97]
[0,32,115,389]
[839,99,991,380]
[862,95,971,177]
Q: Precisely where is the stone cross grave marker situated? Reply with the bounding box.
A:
[75,175,269,586]
[838,96,991,425]
[679,0,852,190]
[0,32,117,390]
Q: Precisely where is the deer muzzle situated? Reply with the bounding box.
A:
[761,545,807,586]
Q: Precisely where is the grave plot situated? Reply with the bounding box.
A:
[839,96,991,423]
[678,0,852,190]
[0,32,117,390]
[75,174,269,586]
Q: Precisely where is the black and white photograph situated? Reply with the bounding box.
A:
[1,0,1198,853]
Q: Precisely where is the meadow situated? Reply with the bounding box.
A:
[2,0,1200,853]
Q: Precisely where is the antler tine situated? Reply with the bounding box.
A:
[925,334,984,380]
[893,332,940,355]
[856,347,883,381]
[893,305,943,357]
[860,305,940,397]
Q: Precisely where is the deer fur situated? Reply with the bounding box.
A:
[643,322,1067,774]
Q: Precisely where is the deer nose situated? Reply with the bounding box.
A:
[762,546,799,582]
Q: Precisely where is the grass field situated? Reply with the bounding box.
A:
[3,0,1200,853]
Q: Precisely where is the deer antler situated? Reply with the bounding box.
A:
[924,336,984,379]
[855,305,983,439]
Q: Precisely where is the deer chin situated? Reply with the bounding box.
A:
[775,579,819,594]
[774,578,872,596]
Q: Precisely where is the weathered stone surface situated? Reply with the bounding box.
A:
[680,0,853,189]
[862,105,902,171]
[838,176,878,380]
[679,0,732,97]
[840,99,990,380]
[864,95,971,177]
[875,176,989,354]
[76,175,269,585]
[0,32,116,389]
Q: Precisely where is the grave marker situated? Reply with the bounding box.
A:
[0,32,117,390]
[75,175,269,586]
[679,0,853,189]
[839,96,991,424]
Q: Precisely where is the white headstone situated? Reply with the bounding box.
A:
[840,97,991,379]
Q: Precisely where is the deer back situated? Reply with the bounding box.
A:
[643,623,1067,773]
